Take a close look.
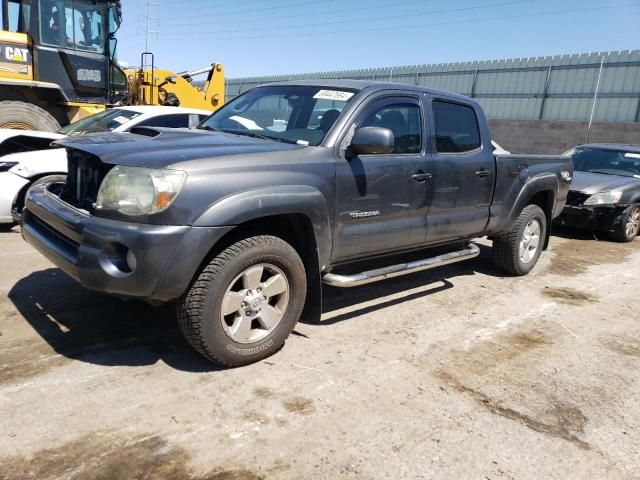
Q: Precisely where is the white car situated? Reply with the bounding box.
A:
[492,140,511,155]
[0,106,211,227]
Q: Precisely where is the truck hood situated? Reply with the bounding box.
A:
[570,171,640,194]
[54,128,305,168]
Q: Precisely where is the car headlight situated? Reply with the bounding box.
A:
[0,161,18,172]
[96,166,187,216]
[583,191,623,206]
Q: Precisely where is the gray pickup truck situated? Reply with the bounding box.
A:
[22,80,573,366]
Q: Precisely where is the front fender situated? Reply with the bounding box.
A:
[494,173,559,236]
[193,185,332,268]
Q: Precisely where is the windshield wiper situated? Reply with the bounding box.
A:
[231,131,298,144]
[588,169,632,177]
[197,125,222,132]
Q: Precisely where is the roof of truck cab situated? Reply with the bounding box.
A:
[579,143,640,153]
[260,79,476,103]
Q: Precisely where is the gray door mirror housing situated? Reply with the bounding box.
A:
[348,126,395,158]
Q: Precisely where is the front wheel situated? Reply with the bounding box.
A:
[177,235,307,367]
[492,204,547,276]
[610,203,640,243]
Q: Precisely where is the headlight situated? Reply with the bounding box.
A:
[0,161,18,172]
[583,191,623,206]
[96,166,187,216]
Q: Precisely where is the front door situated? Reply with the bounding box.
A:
[332,96,430,261]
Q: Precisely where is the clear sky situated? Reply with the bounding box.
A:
[115,0,640,79]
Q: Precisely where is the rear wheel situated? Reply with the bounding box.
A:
[610,203,640,243]
[177,235,306,367]
[492,204,547,275]
[0,101,61,131]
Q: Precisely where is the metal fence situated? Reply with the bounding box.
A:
[225,50,640,123]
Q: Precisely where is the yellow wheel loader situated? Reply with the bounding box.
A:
[0,0,223,131]
[0,0,128,130]
[124,52,224,112]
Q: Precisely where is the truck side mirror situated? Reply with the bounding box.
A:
[348,127,394,158]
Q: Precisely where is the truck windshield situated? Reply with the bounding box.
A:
[39,0,106,54]
[566,147,640,178]
[58,109,140,135]
[199,85,358,146]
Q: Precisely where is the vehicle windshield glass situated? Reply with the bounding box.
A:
[199,85,358,146]
[40,0,106,54]
[58,109,141,135]
[566,147,640,178]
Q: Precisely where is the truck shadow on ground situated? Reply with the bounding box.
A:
[8,243,505,370]
[8,269,219,373]
[318,242,506,324]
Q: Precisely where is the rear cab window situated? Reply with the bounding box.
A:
[432,100,481,153]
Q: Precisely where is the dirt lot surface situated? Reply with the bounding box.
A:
[1,225,639,480]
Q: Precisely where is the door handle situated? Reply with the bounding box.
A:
[412,172,432,182]
[475,168,490,178]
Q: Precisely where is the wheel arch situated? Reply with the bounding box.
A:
[496,174,558,249]
[191,212,324,324]
[193,185,332,266]
[12,172,67,213]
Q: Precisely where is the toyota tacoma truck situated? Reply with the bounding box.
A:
[21,80,573,366]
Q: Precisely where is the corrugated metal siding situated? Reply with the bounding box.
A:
[225,50,640,122]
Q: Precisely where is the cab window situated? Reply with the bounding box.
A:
[39,0,105,53]
[2,0,31,33]
[433,101,481,153]
[361,103,423,154]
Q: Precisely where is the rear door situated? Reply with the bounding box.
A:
[332,95,431,261]
[424,98,494,242]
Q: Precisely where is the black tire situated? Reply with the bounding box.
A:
[492,204,547,276]
[0,101,61,131]
[610,203,640,243]
[12,174,67,223]
[177,235,307,367]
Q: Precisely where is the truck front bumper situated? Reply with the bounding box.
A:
[22,183,232,303]
[555,204,629,232]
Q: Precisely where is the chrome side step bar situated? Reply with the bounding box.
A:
[322,243,480,288]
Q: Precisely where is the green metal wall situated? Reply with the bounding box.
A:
[225,50,640,123]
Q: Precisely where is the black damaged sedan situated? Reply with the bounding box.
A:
[557,144,640,242]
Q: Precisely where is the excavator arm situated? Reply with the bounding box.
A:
[125,54,224,112]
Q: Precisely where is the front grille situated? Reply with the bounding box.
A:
[566,191,590,207]
[60,149,112,213]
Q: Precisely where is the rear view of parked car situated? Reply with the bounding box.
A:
[557,144,640,242]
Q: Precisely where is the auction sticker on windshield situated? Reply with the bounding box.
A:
[113,115,132,125]
[314,90,355,101]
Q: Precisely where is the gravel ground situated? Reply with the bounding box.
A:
[0,225,639,480]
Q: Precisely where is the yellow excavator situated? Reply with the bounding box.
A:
[0,0,224,131]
